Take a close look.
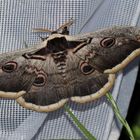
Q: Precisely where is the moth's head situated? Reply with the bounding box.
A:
[45,33,66,42]
[34,19,73,41]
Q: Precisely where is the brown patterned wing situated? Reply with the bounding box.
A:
[0,51,68,112]
[74,26,140,74]
[0,26,140,112]
[0,41,115,112]
[16,50,115,112]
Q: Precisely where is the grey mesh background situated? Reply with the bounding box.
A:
[0,0,140,140]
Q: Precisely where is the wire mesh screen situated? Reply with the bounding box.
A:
[0,0,140,140]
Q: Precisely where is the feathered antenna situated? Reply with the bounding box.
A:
[32,18,74,35]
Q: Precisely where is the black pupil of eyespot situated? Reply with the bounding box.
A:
[5,64,14,70]
[83,65,94,73]
[34,76,44,85]
[102,38,115,47]
[3,63,16,72]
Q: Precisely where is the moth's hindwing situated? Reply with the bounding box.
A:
[0,26,140,112]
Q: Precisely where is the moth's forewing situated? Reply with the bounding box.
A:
[0,40,48,98]
[75,26,140,73]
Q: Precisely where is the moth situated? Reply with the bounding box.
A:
[0,20,140,112]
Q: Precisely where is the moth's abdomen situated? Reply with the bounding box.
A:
[51,51,67,79]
